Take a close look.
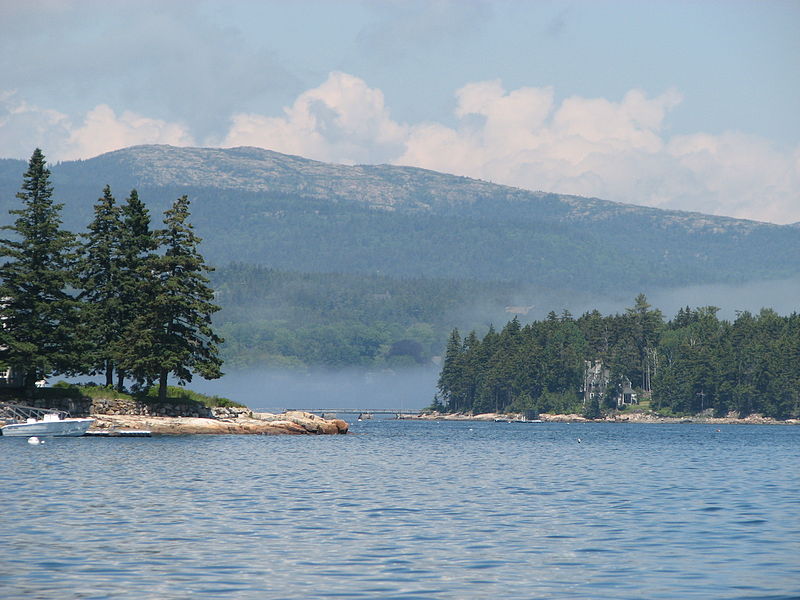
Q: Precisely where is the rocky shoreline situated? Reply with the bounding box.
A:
[411,411,799,426]
[89,410,349,435]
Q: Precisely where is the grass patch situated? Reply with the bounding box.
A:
[144,385,244,408]
[53,381,133,400]
[51,381,245,408]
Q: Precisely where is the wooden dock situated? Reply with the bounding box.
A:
[84,430,152,437]
[286,408,422,419]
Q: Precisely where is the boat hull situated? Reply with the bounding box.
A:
[1,418,95,437]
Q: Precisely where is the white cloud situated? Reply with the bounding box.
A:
[65,105,195,160]
[394,80,799,224]
[0,93,194,161]
[2,75,798,224]
[221,72,407,164]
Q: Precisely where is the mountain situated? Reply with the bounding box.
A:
[2,145,797,292]
[2,144,799,369]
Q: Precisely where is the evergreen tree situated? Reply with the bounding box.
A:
[437,328,463,410]
[0,149,79,388]
[117,195,223,400]
[78,185,124,387]
[112,189,156,391]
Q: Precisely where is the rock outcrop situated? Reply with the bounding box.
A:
[90,410,349,435]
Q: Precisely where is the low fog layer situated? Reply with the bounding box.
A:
[189,367,439,413]
[193,278,800,411]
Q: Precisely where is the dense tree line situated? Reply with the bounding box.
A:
[435,295,800,419]
[0,149,222,400]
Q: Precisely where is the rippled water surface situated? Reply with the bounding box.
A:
[2,421,798,599]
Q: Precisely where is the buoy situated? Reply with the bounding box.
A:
[577,438,582,443]
[27,436,43,445]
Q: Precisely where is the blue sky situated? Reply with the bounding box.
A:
[1,0,798,223]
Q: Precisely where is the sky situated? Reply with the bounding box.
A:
[1,0,798,224]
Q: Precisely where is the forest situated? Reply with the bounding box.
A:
[435,295,800,419]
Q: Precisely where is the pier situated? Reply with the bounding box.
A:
[84,429,152,437]
[286,408,422,419]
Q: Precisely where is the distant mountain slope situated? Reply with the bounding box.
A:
[1,145,798,292]
[38,145,769,232]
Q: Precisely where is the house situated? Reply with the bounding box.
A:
[582,359,610,404]
[582,359,638,407]
[616,376,638,407]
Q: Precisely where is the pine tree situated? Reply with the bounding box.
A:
[117,195,223,400]
[0,149,79,388]
[79,185,124,387]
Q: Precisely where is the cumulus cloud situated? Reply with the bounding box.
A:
[66,105,195,160]
[221,72,407,164]
[2,74,798,224]
[396,81,799,224]
[0,92,194,161]
[221,74,798,223]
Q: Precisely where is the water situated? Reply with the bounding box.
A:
[2,421,798,599]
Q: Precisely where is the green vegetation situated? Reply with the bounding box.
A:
[436,296,800,419]
[52,381,132,400]
[51,381,243,408]
[144,385,242,408]
[0,149,223,399]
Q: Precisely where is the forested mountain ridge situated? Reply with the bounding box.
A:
[0,144,780,232]
[1,145,798,291]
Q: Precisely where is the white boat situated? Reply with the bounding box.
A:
[1,412,95,437]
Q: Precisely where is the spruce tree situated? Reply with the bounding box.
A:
[0,149,79,388]
[111,189,155,391]
[437,328,463,411]
[79,185,125,387]
[118,195,223,400]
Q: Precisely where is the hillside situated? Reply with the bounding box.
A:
[2,145,797,291]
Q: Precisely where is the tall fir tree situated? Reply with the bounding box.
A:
[0,149,79,388]
[117,195,223,400]
[78,185,124,387]
[111,189,156,391]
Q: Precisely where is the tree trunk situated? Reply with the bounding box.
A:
[116,370,125,393]
[105,359,114,388]
[158,369,168,402]
[24,369,38,391]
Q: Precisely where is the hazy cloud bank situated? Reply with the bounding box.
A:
[2,73,798,224]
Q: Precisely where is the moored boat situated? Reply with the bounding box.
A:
[1,412,95,437]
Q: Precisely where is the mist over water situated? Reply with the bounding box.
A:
[190,278,800,412]
[643,277,800,319]
[190,367,439,412]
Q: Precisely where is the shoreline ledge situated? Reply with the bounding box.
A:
[90,410,349,435]
[409,411,799,426]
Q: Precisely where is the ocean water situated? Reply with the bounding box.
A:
[1,420,798,599]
